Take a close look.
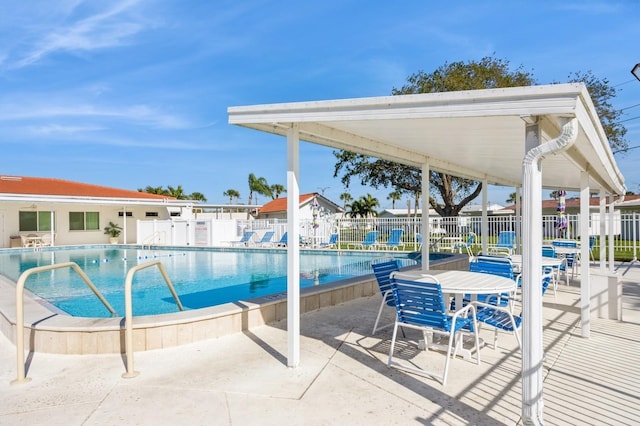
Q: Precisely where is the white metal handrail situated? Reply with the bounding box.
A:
[141,231,166,250]
[122,260,184,378]
[11,261,117,385]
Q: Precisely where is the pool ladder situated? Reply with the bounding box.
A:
[11,260,184,384]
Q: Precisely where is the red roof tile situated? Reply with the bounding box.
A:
[0,175,173,200]
[259,193,316,213]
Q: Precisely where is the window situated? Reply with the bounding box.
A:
[145,212,159,217]
[118,211,133,217]
[19,211,55,232]
[69,212,100,231]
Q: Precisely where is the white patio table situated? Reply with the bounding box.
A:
[391,269,517,360]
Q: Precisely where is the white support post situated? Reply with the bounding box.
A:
[608,194,615,273]
[599,189,606,271]
[580,172,590,338]
[481,178,488,255]
[286,125,300,368]
[515,186,521,254]
[522,121,545,424]
[421,162,430,271]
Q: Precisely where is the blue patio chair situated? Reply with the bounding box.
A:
[231,231,255,247]
[453,232,476,257]
[416,233,423,250]
[371,259,401,334]
[387,274,480,385]
[552,239,579,279]
[257,231,274,247]
[319,233,339,249]
[493,231,516,255]
[350,231,379,250]
[469,256,519,308]
[469,273,553,351]
[380,229,404,250]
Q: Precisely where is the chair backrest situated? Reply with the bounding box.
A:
[496,231,516,248]
[466,232,476,247]
[371,259,400,303]
[386,229,403,246]
[552,239,578,248]
[588,236,596,248]
[389,276,452,331]
[328,233,338,244]
[240,231,255,242]
[362,231,379,246]
[470,258,514,279]
[541,245,555,257]
[259,231,274,243]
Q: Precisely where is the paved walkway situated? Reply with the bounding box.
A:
[1,262,639,425]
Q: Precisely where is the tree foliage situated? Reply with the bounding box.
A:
[138,185,207,202]
[346,194,379,218]
[334,56,627,216]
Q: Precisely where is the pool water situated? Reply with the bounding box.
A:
[0,246,416,318]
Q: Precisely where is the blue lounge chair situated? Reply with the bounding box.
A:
[350,231,379,250]
[257,231,274,247]
[231,231,255,247]
[380,229,404,250]
[319,233,339,249]
[275,232,288,247]
[387,274,480,385]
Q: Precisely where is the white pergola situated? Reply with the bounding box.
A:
[228,83,626,424]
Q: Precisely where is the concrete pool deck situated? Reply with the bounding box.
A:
[1,261,639,425]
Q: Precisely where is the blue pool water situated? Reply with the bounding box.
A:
[0,246,421,318]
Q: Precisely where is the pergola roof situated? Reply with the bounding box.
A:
[229,83,625,195]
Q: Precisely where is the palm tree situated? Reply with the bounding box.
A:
[189,192,207,202]
[223,189,240,204]
[167,185,187,200]
[506,192,517,204]
[339,192,353,210]
[346,199,366,218]
[247,173,273,217]
[270,184,286,199]
[361,193,380,218]
[138,186,169,196]
[387,191,402,209]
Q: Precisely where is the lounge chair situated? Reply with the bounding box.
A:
[257,231,275,247]
[379,229,404,250]
[275,232,288,247]
[387,274,480,385]
[349,231,379,250]
[231,231,255,247]
[319,233,339,249]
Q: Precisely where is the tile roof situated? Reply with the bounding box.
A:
[259,193,316,213]
[0,175,173,200]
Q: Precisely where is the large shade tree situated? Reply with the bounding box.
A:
[334,56,628,216]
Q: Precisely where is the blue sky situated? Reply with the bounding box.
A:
[1,0,639,209]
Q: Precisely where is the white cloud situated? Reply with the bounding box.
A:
[9,0,150,68]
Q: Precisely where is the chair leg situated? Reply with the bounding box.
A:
[372,299,386,334]
[387,322,400,368]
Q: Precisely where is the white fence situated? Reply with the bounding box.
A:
[136,212,640,257]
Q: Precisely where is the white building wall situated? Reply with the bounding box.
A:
[0,201,171,248]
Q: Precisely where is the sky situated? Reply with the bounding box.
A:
[1,0,639,210]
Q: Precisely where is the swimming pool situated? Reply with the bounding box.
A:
[0,246,416,318]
